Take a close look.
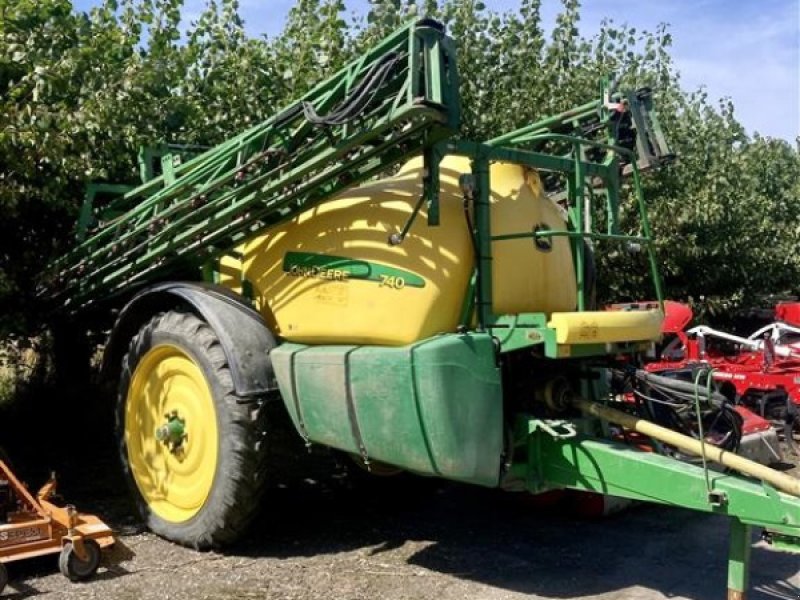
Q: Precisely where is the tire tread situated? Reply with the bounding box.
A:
[116,310,269,549]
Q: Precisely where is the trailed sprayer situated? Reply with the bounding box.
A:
[44,19,799,599]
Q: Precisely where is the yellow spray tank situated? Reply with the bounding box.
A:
[220,156,577,345]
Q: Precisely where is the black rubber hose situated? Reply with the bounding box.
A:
[633,369,743,453]
[635,369,728,407]
[302,52,402,126]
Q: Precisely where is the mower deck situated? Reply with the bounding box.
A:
[0,458,114,592]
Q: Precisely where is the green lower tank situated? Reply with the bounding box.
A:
[271,333,503,486]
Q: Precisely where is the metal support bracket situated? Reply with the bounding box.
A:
[709,490,729,507]
[761,530,800,553]
[424,144,444,226]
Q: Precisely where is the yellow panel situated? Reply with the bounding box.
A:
[488,163,576,316]
[218,254,243,294]
[548,310,664,345]
[221,156,577,346]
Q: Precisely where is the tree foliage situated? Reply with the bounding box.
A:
[1,0,799,336]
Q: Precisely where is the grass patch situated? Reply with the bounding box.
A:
[0,340,42,407]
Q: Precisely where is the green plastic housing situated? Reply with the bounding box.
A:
[271,333,503,487]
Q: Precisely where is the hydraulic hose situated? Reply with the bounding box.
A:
[574,397,800,498]
[302,52,402,126]
[635,369,728,407]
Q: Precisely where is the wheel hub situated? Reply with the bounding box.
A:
[156,410,187,454]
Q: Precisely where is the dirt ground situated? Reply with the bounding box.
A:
[1,406,798,600]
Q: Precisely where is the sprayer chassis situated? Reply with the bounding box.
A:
[42,18,799,600]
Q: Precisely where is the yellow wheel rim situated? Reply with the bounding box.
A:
[125,344,219,523]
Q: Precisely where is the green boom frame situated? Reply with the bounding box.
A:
[50,19,459,310]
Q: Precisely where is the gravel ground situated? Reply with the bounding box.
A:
[2,461,798,599]
[1,406,797,600]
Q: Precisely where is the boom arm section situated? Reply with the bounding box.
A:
[47,19,460,312]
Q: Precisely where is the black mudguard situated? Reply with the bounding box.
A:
[103,282,278,398]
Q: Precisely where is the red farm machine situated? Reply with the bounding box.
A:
[641,300,800,464]
[39,19,800,600]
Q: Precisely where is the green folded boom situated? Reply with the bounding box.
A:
[49,19,459,311]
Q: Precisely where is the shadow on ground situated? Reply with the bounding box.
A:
[0,390,797,600]
[237,473,800,600]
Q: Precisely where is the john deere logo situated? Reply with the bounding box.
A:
[282,252,425,289]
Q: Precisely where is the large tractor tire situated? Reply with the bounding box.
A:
[116,310,267,549]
